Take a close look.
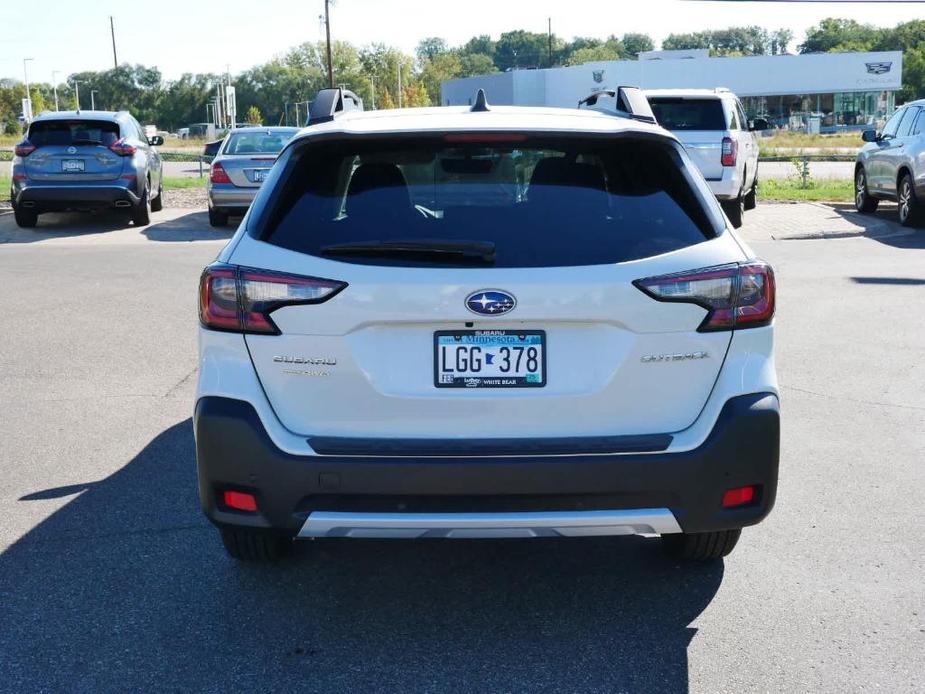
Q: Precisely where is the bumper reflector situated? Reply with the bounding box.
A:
[223,490,258,512]
[722,485,757,509]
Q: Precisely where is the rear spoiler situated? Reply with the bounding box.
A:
[307,88,364,126]
[577,86,656,125]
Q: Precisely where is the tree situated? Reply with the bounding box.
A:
[799,18,880,54]
[622,33,654,58]
[459,53,497,77]
[245,105,262,124]
[564,44,622,66]
[420,52,462,105]
[416,37,448,64]
[495,30,555,70]
[379,87,395,110]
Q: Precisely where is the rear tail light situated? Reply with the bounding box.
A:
[199,263,347,335]
[109,138,137,156]
[634,261,775,332]
[14,139,36,157]
[721,137,737,167]
[210,162,231,184]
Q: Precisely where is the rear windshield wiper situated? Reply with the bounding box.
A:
[320,239,496,263]
[69,138,104,146]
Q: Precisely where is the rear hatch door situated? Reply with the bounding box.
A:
[648,97,728,181]
[233,132,742,441]
[24,119,126,182]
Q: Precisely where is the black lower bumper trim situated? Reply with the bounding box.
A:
[16,185,140,210]
[194,393,779,536]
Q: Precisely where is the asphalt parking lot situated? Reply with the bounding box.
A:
[0,202,923,692]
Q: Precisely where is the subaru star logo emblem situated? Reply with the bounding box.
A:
[66,146,77,154]
[466,290,516,316]
[866,62,892,75]
[592,69,605,84]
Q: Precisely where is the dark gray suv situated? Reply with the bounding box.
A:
[10,110,164,228]
[855,99,925,226]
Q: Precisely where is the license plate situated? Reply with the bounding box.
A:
[61,159,84,172]
[253,169,268,182]
[434,330,546,388]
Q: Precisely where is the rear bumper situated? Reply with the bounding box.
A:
[707,166,745,200]
[14,183,140,210]
[194,392,780,538]
[208,184,257,210]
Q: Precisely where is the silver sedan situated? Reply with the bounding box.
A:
[207,126,299,226]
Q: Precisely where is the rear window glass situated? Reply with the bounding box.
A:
[258,136,720,268]
[649,99,727,131]
[28,120,121,147]
[224,131,295,155]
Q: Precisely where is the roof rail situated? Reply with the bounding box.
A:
[307,87,364,126]
[577,86,656,125]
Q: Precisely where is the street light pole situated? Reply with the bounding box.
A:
[72,80,81,110]
[91,90,98,110]
[370,75,375,110]
[23,58,33,120]
[324,0,334,88]
[110,16,118,68]
[52,70,60,111]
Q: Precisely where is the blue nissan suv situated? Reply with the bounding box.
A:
[10,110,163,228]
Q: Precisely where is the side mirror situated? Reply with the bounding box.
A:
[749,118,769,132]
[861,129,879,143]
[148,135,164,146]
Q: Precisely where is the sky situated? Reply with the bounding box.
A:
[2,0,923,83]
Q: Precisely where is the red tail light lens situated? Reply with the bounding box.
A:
[722,485,757,509]
[222,490,258,512]
[14,139,36,157]
[634,261,775,332]
[721,137,737,167]
[210,162,232,184]
[199,263,347,335]
[109,138,137,156]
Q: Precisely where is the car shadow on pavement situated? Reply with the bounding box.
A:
[827,203,925,249]
[142,211,235,242]
[0,420,724,692]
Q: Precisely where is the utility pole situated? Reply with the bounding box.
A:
[110,16,118,68]
[324,0,334,88]
[91,90,98,110]
[72,80,81,110]
[369,75,375,110]
[547,18,552,68]
[52,71,60,111]
[397,58,402,108]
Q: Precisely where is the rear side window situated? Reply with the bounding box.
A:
[649,99,727,131]
[897,107,920,137]
[224,131,295,155]
[256,136,722,268]
[28,120,120,147]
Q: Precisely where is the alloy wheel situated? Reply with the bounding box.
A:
[899,180,911,223]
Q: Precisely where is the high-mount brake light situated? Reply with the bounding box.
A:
[721,137,737,167]
[109,138,137,156]
[634,262,775,332]
[199,264,347,335]
[210,162,232,184]
[444,133,529,143]
[14,139,36,157]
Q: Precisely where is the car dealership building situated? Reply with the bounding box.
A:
[441,50,903,132]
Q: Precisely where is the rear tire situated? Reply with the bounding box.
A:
[208,206,229,227]
[219,527,292,562]
[721,196,744,228]
[661,529,741,561]
[131,187,151,227]
[743,180,757,211]
[13,205,38,228]
[150,182,163,212]
[855,167,879,213]
[897,172,922,227]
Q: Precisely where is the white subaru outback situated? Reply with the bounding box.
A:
[195,88,778,563]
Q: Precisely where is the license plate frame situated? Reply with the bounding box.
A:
[61,159,85,173]
[434,329,546,389]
